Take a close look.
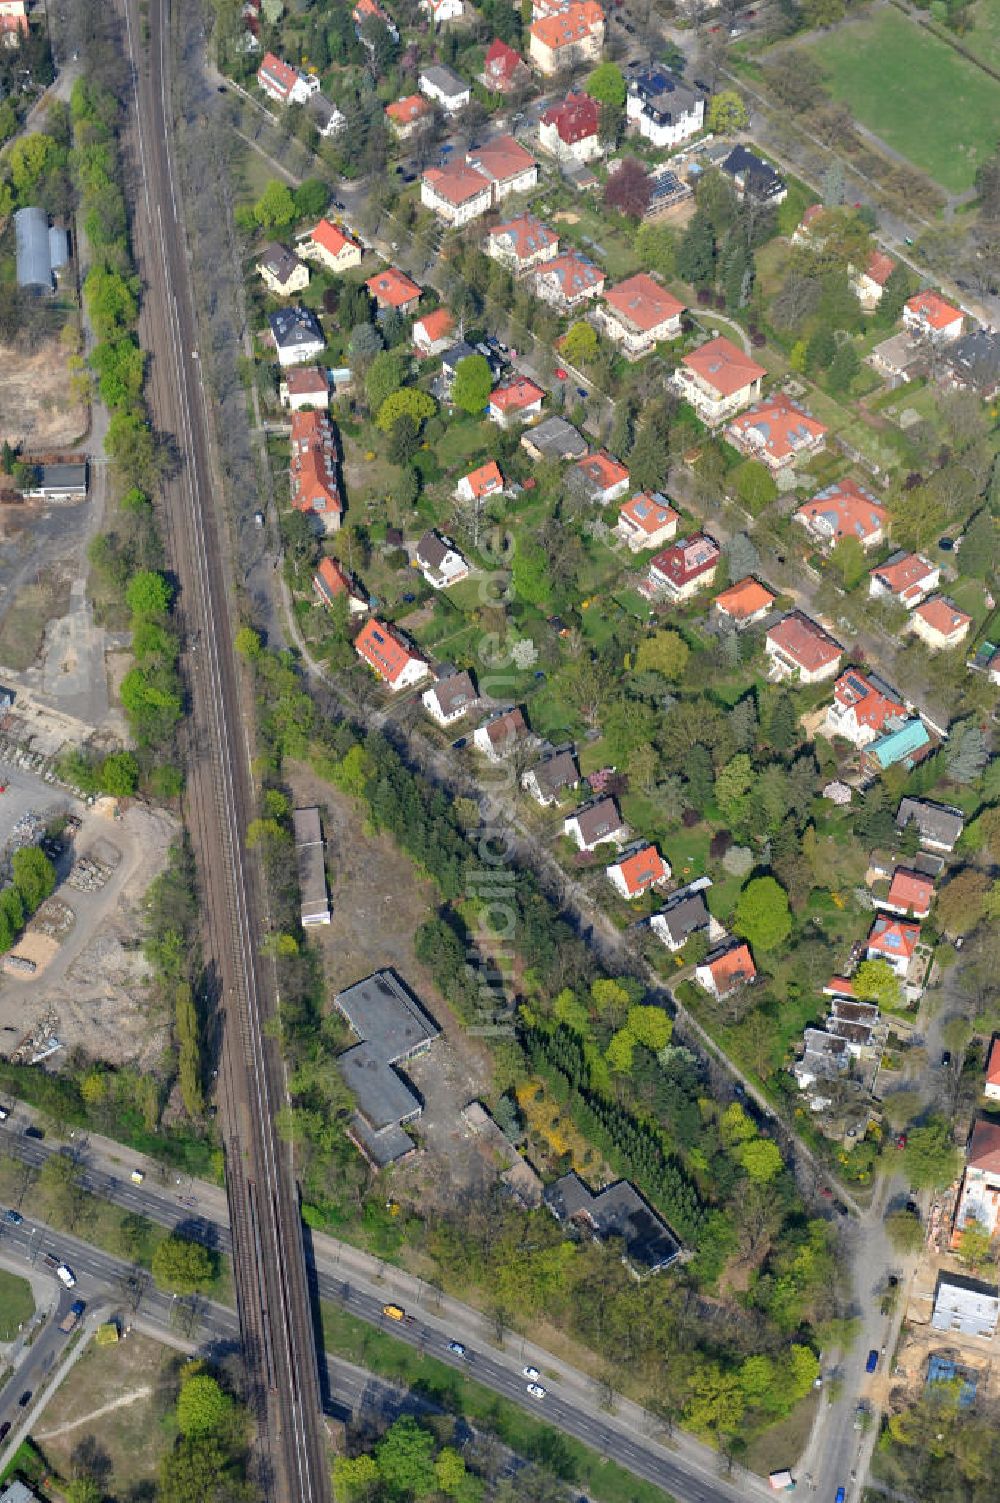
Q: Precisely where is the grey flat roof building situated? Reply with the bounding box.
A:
[15,206,53,289]
[335,970,438,1167]
[292,805,330,926]
[521,414,587,461]
[27,462,88,500]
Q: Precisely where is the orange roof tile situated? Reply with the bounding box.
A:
[865,250,896,287]
[796,479,887,544]
[680,336,766,398]
[576,450,628,492]
[289,410,341,520]
[986,1040,1000,1089]
[490,376,544,411]
[867,914,920,961]
[613,844,668,897]
[767,612,842,673]
[708,943,756,993]
[462,460,505,499]
[886,868,934,914]
[386,93,430,126]
[913,595,972,639]
[618,491,678,535]
[714,576,775,620]
[414,308,455,344]
[366,266,422,309]
[423,161,492,206]
[872,552,936,598]
[355,617,422,683]
[967,1117,1000,1174]
[604,273,685,333]
[311,218,360,258]
[531,0,604,49]
[906,289,962,331]
[728,394,827,464]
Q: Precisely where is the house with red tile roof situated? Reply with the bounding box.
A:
[606,844,671,900]
[903,289,964,343]
[488,214,559,271]
[280,367,330,411]
[304,218,363,273]
[366,267,422,314]
[726,394,827,473]
[354,617,429,690]
[312,556,368,614]
[0,1,28,44]
[456,461,505,504]
[955,1118,1000,1235]
[852,249,897,311]
[595,273,686,359]
[695,942,756,999]
[290,411,342,533]
[534,251,605,309]
[413,308,455,356]
[866,914,920,977]
[824,668,907,748]
[985,1040,1000,1104]
[467,135,539,201]
[480,38,529,93]
[489,376,545,426]
[791,203,827,244]
[421,162,494,225]
[385,93,432,137]
[353,0,398,36]
[869,550,939,610]
[765,612,842,683]
[712,576,775,628]
[615,492,678,553]
[257,52,314,105]
[644,533,720,602]
[794,479,888,550]
[473,706,529,762]
[910,595,972,651]
[539,92,601,163]
[574,450,629,505]
[879,867,934,920]
[671,336,766,425]
[529,1,605,75]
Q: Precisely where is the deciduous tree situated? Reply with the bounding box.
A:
[734,876,792,951]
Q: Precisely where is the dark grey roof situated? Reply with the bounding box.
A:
[441,340,477,372]
[269,305,324,350]
[258,242,305,286]
[896,796,964,848]
[292,806,328,922]
[335,970,438,1155]
[47,225,69,272]
[533,749,579,796]
[570,797,622,845]
[335,970,438,1063]
[544,1172,680,1272]
[430,669,477,716]
[656,891,709,946]
[338,1041,422,1131]
[416,530,451,570]
[721,146,785,199]
[948,329,1000,392]
[628,66,699,124]
[15,206,52,289]
[33,463,88,495]
[522,414,587,459]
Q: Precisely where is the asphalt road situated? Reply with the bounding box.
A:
[116,0,328,1496]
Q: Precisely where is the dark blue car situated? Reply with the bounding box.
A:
[865,1348,879,1373]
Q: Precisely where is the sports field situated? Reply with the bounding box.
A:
[800,8,1000,193]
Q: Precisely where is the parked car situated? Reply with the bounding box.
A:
[4,1209,22,1225]
[526,1383,546,1399]
[865,1349,879,1373]
[523,1366,540,1380]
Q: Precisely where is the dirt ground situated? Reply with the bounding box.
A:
[0,800,179,1067]
[286,761,496,1210]
[34,1330,180,1496]
[0,338,87,451]
[0,565,73,673]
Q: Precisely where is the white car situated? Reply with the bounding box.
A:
[522,1366,540,1381]
[526,1382,546,1399]
[56,1264,76,1289]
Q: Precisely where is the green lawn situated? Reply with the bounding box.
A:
[797,9,1000,192]
[967,0,1000,71]
[0,1270,33,1340]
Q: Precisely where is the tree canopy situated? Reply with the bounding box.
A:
[734,876,792,952]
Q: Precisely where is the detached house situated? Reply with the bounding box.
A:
[866,914,920,978]
[418,63,471,113]
[671,336,766,426]
[955,1119,1000,1236]
[422,668,479,727]
[256,243,309,298]
[539,93,601,163]
[353,0,398,38]
[529,2,605,75]
[625,66,704,149]
[852,250,897,311]
[726,395,827,473]
[413,308,455,356]
[269,307,325,367]
[467,135,539,202]
[615,491,679,553]
[354,617,429,691]
[713,576,775,629]
[420,0,464,22]
[489,376,545,426]
[824,669,907,748]
[946,328,1000,401]
[281,367,329,411]
[869,551,939,609]
[910,595,972,651]
[290,411,342,533]
[305,219,363,274]
[595,273,685,359]
[903,290,964,343]
[385,93,432,137]
[533,251,605,309]
[366,267,422,316]
[794,479,888,551]
[766,612,842,684]
[650,884,712,952]
[415,530,469,589]
[696,942,756,999]
[896,796,964,853]
[313,556,367,614]
[456,461,505,504]
[879,867,934,921]
[720,145,786,204]
[606,844,670,900]
[422,162,493,225]
[473,706,528,762]
[522,749,579,806]
[644,533,720,602]
[488,214,559,272]
[481,38,530,94]
[574,450,629,505]
[564,797,626,852]
[257,52,319,106]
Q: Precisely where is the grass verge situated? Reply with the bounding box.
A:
[0,1269,34,1340]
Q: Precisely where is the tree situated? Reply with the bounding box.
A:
[11,846,56,912]
[604,157,651,221]
[737,1138,783,1184]
[627,420,670,492]
[151,1235,215,1294]
[635,222,677,280]
[158,1437,227,1503]
[100,750,140,796]
[734,459,776,515]
[947,721,988,783]
[434,1447,468,1496]
[903,1117,960,1190]
[349,322,382,362]
[878,262,911,325]
[176,1373,233,1437]
[452,354,493,416]
[66,1481,102,1503]
[935,869,990,936]
[634,629,689,680]
[375,1417,437,1497]
[626,1003,672,1051]
[388,415,420,467]
[562,321,598,366]
[364,349,405,415]
[853,959,902,1008]
[884,1209,924,1253]
[126,569,172,618]
[707,90,749,134]
[333,1454,380,1503]
[676,210,716,287]
[827,339,860,393]
[39,1151,86,1225]
[956,1222,993,1273]
[293,178,328,219]
[586,61,626,108]
[376,388,436,432]
[734,876,792,952]
[254,178,296,230]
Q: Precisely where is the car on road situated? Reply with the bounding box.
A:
[0,1106,7,1120]
[56,1264,77,1289]
[448,1340,466,1356]
[554,367,567,379]
[523,1365,540,1380]
[835,1489,846,1503]
[941,1051,951,1066]
[526,1383,546,1399]
[896,1132,907,1149]
[17,1391,31,1407]
[4,1209,22,1225]
[865,1348,879,1373]
[452,737,467,750]
[0,1422,9,1442]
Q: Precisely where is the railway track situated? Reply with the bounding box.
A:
[116,0,330,1497]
